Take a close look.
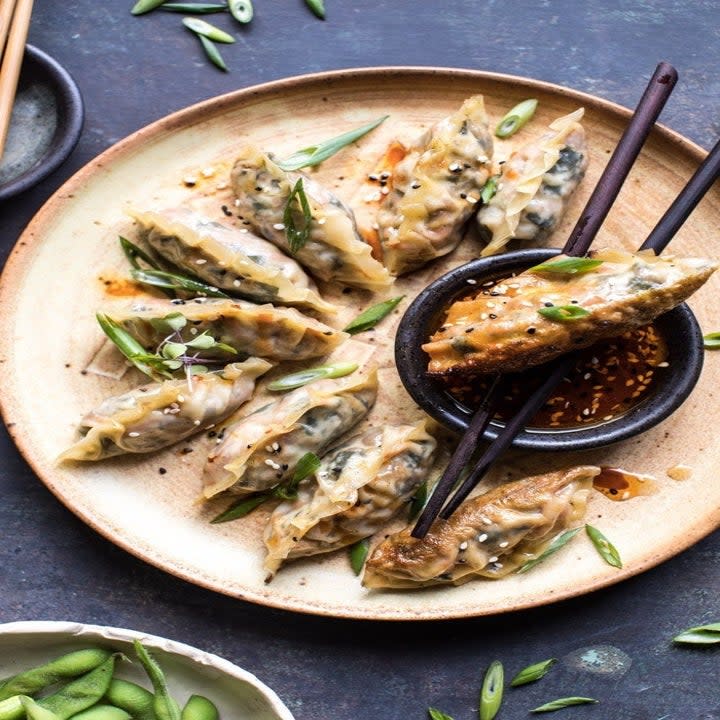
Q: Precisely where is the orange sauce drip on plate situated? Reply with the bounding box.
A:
[593,467,657,501]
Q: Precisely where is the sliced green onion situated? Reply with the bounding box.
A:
[343,296,405,334]
[131,268,229,298]
[349,539,370,575]
[210,494,271,524]
[509,659,556,687]
[673,622,720,645]
[428,710,454,720]
[199,35,228,71]
[160,3,228,12]
[119,236,159,270]
[529,257,603,275]
[276,116,389,171]
[478,660,503,720]
[284,178,313,253]
[182,17,235,42]
[291,452,321,483]
[267,362,358,391]
[703,332,720,349]
[480,177,498,204]
[408,480,428,521]
[495,99,538,138]
[537,304,590,321]
[304,0,325,19]
[131,0,166,15]
[585,525,622,568]
[229,0,253,23]
[517,527,582,574]
[531,697,598,713]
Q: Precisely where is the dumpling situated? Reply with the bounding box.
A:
[363,465,598,589]
[101,297,347,362]
[230,146,391,290]
[202,369,378,498]
[424,248,718,375]
[477,109,588,257]
[128,207,336,313]
[59,358,272,462]
[376,95,494,275]
[263,422,436,575]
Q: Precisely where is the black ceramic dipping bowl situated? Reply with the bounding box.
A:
[0,45,83,202]
[395,247,704,451]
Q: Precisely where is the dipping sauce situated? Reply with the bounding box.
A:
[439,322,668,429]
[593,466,657,501]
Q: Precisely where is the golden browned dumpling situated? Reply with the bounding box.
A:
[363,465,598,589]
[424,248,718,376]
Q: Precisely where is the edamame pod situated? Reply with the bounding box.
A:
[21,698,61,720]
[181,696,218,720]
[104,680,155,720]
[132,642,180,720]
[0,695,25,720]
[0,650,112,702]
[38,656,116,720]
[69,705,131,720]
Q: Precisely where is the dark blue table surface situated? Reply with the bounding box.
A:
[1,2,718,719]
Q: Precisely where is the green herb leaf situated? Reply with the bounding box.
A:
[304,0,325,19]
[199,35,228,71]
[510,659,556,687]
[529,257,604,275]
[673,623,720,645]
[292,452,322,483]
[531,697,598,713]
[131,0,166,15]
[161,312,187,332]
[276,116,389,171]
[703,332,720,349]
[131,268,229,298]
[160,3,228,12]
[184,332,216,350]
[343,296,405,334]
[212,341,238,355]
[517,527,582,574]
[480,177,498,204]
[119,236,159,270]
[267,362,358,391]
[479,660,503,720]
[189,364,209,375]
[537,304,590,322]
[182,17,235,42]
[349,539,370,575]
[210,493,271,524]
[161,342,187,360]
[283,178,313,253]
[428,709,454,720]
[585,525,622,568]
[495,99,538,138]
[408,480,428,521]
[229,0,253,23]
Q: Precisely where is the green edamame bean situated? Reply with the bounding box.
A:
[104,679,155,720]
[132,642,180,720]
[181,695,218,720]
[0,695,25,720]
[0,651,112,702]
[38,656,116,720]
[68,705,131,720]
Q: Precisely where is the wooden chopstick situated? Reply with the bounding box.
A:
[411,62,678,538]
[0,0,34,159]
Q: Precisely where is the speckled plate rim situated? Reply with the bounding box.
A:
[0,620,295,720]
[0,66,718,621]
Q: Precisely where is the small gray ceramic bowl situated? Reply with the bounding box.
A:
[0,45,83,202]
[395,247,704,451]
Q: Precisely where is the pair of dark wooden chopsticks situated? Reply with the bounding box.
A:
[413,61,720,538]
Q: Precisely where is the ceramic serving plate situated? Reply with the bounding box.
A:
[0,621,294,720]
[0,67,719,620]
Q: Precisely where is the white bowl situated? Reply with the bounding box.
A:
[0,621,294,720]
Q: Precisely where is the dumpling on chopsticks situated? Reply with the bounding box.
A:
[202,369,378,499]
[230,146,391,290]
[263,422,436,576]
[128,207,336,314]
[100,296,347,363]
[59,358,272,462]
[424,248,718,376]
[477,108,588,257]
[363,465,598,589]
[376,95,494,275]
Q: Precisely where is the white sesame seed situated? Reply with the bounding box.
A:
[583,372,591,380]
[216,181,228,190]
[272,223,285,230]
[657,361,669,367]
[265,445,274,453]
[478,533,488,542]
[466,195,479,204]
[189,327,198,335]
[183,175,197,186]
[498,541,509,548]
[195,259,207,265]
[466,278,477,285]
[177,395,185,403]
[380,187,389,195]
[364,191,381,202]
[234,199,241,207]
[193,420,201,425]
[272,442,280,451]
[488,556,499,563]
[233,279,241,287]
[128,432,140,437]
[317,217,327,224]
[493,562,504,569]
[459,541,468,551]
[482,517,492,526]
[201,167,215,177]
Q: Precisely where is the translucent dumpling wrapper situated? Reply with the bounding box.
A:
[59,358,272,462]
[477,108,588,257]
[424,248,719,375]
[363,465,598,589]
[263,422,437,576]
[230,146,391,290]
[377,95,494,275]
[101,296,347,363]
[128,207,336,313]
[202,369,378,498]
